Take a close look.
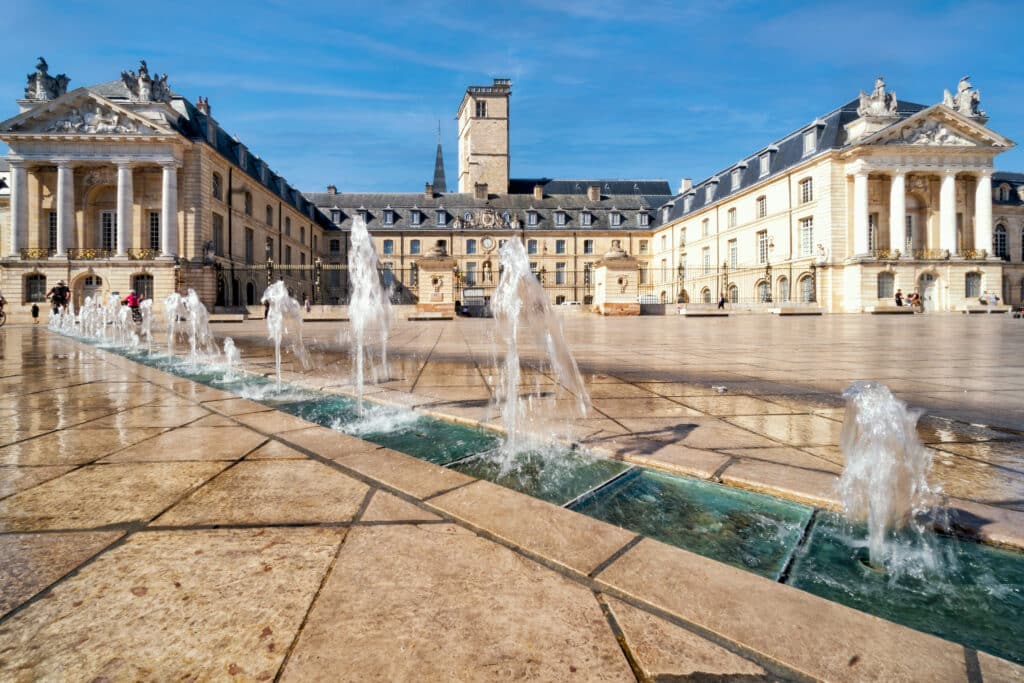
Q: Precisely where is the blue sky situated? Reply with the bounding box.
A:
[3,1,1023,193]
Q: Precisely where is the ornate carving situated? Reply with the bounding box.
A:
[908,175,930,193]
[128,248,161,260]
[604,239,628,259]
[815,243,830,265]
[888,119,973,147]
[431,275,443,292]
[943,76,985,119]
[20,247,55,259]
[24,57,69,101]
[857,76,898,119]
[42,106,140,134]
[67,248,116,260]
[83,168,118,187]
[120,60,171,103]
[617,275,629,293]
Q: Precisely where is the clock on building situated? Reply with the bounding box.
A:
[481,236,495,251]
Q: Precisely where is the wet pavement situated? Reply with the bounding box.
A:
[1,320,1022,680]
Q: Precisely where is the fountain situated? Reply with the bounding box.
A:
[347,216,391,411]
[184,288,214,368]
[164,292,185,354]
[260,281,308,387]
[491,237,590,454]
[139,299,154,352]
[837,382,942,572]
[222,337,241,381]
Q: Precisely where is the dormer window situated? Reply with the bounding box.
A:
[358,207,368,223]
[330,209,341,223]
[580,211,592,227]
[759,153,771,177]
[638,211,649,227]
[383,208,394,225]
[436,209,447,226]
[705,181,718,204]
[683,195,693,213]
[610,210,622,227]
[731,169,742,190]
[661,206,671,223]
[554,210,566,227]
[527,210,538,227]
[803,129,817,156]
[410,208,421,226]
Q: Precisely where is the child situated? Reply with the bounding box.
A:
[31,303,40,324]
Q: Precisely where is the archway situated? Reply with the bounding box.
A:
[777,276,789,302]
[918,271,940,311]
[231,278,240,307]
[72,273,104,309]
[246,282,257,306]
[215,272,227,307]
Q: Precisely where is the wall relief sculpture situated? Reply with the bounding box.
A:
[943,76,985,119]
[121,60,171,103]
[857,77,898,119]
[888,119,973,146]
[41,106,140,134]
[24,57,70,101]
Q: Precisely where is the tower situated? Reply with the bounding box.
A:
[432,122,447,193]
[456,78,511,194]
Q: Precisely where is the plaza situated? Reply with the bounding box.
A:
[0,312,1022,680]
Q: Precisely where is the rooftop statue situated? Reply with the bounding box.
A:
[943,76,985,119]
[24,56,70,101]
[857,76,898,119]
[121,60,171,103]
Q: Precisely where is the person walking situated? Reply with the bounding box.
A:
[717,294,726,310]
[303,294,311,314]
[894,289,903,307]
[31,303,40,324]
[45,280,69,313]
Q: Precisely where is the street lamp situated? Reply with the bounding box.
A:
[809,261,817,303]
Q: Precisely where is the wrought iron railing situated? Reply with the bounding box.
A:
[870,249,899,260]
[128,248,162,260]
[961,249,988,260]
[67,248,116,260]
[911,249,948,260]
[19,248,55,259]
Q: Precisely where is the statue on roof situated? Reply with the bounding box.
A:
[24,56,70,101]
[121,60,171,103]
[857,76,898,119]
[943,76,985,119]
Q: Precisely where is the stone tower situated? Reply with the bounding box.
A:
[432,123,447,193]
[456,78,511,194]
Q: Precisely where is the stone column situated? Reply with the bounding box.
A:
[888,171,905,256]
[161,163,179,257]
[9,162,27,257]
[852,171,869,256]
[55,162,74,257]
[939,170,957,254]
[116,163,133,257]
[974,170,992,257]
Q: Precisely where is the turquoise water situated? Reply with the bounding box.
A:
[787,513,1024,664]
[571,469,813,579]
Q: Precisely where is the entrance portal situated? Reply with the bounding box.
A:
[73,274,104,309]
[919,273,938,312]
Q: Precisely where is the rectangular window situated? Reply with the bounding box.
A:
[383,239,394,255]
[701,219,709,238]
[702,247,711,274]
[660,235,667,251]
[680,227,687,244]
[245,228,254,264]
[411,210,421,226]
[475,100,487,117]
[554,211,566,227]
[329,238,340,255]
[905,215,914,251]
[409,239,420,255]
[555,239,566,254]
[638,265,647,285]
[266,237,274,262]
[436,210,446,226]
[330,210,341,223]
[383,210,394,225]
[756,196,767,219]
[555,262,566,285]
[100,211,117,250]
[610,213,622,227]
[285,245,292,266]
[527,240,538,255]
[759,153,770,177]
[705,184,716,203]
[285,217,292,236]
[465,262,477,285]
[583,262,592,286]
[48,211,57,250]
[757,230,768,264]
[799,218,813,257]
[580,212,591,227]
[466,239,477,254]
[300,252,306,278]
[149,211,160,251]
[728,239,738,269]
[683,195,693,212]
[661,258,668,283]
[638,212,649,226]
[868,213,877,252]
[213,213,224,255]
[727,208,737,228]
[731,169,741,190]
[803,129,816,156]
[800,177,814,203]
[583,239,594,254]
[639,240,649,254]
[527,211,538,227]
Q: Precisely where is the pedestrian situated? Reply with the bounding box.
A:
[894,288,903,307]
[31,303,40,324]
[45,280,69,314]
[264,298,270,318]
[303,294,311,313]
[717,294,726,310]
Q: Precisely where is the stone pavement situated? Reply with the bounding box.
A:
[1,326,1022,680]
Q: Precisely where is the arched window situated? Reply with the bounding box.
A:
[877,272,894,299]
[659,291,667,304]
[701,287,712,304]
[994,224,1007,259]
[757,280,770,303]
[965,272,982,299]
[300,226,306,244]
[243,192,253,216]
[265,205,273,226]
[778,276,790,302]
[728,284,738,303]
[246,282,256,306]
[131,274,154,301]
[800,275,814,303]
[25,273,46,302]
[212,173,223,201]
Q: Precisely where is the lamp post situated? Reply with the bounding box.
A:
[809,261,818,303]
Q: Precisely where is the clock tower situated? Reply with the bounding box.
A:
[456,78,511,194]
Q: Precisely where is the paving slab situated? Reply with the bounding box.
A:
[0,428,165,466]
[0,465,76,500]
[720,459,840,508]
[0,528,342,680]
[360,490,442,523]
[100,426,267,463]
[281,523,634,681]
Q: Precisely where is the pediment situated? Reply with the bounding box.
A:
[864,105,1012,149]
[0,89,170,137]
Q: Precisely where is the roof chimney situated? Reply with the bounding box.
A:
[425,182,434,199]
[679,178,692,193]
[474,182,488,200]
[587,185,601,202]
[196,96,211,115]
[533,183,544,200]
[326,184,337,195]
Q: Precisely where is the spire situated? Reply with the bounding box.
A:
[432,121,447,193]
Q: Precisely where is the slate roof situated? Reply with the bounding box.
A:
[993,171,1024,208]
[654,98,930,227]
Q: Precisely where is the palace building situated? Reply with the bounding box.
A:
[2,60,1023,317]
